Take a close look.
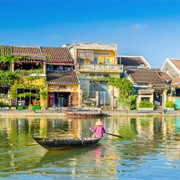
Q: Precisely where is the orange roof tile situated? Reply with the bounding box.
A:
[47,71,79,84]
[171,77,180,85]
[127,69,168,89]
[169,59,180,71]
[12,46,42,55]
[118,56,150,68]
[41,47,74,64]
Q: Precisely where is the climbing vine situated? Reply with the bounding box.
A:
[0,45,28,63]
[0,71,17,87]
[89,76,138,110]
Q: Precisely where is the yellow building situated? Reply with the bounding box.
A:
[0,45,79,110]
[41,47,79,109]
[11,46,47,110]
[67,42,123,109]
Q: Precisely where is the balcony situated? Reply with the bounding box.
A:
[77,64,123,73]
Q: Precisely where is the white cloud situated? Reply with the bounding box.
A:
[129,23,148,31]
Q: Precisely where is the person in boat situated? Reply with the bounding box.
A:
[89,119,106,138]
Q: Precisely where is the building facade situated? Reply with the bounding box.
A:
[67,42,123,109]
[161,58,180,109]
[0,43,176,111]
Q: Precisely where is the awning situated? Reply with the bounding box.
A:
[78,50,94,61]
[13,53,46,60]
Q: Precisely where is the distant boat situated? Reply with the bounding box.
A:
[64,109,105,118]
[32,136,101,150]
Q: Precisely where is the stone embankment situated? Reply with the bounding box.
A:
[0,109,179,118]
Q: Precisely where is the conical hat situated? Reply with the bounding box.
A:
[96,120,103,125]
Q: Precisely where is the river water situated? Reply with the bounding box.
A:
[1,116,180,179]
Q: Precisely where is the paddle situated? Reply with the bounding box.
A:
[104,132,123,138]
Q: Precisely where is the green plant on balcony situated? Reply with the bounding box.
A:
[43,52,50,60]
[0,46,17,64]
[21,76,39,81]
[14,84,43,90]
[9,89,17,98]
[0,45,28,64]
[165,101,175,108]
[139,101,154,108]
[18,92,31,99]
[33,93,40,100]
[15,69,44,81]
[40,89,48,100]
[0,71,17,87]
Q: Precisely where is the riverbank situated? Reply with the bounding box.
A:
[0,109,180,118]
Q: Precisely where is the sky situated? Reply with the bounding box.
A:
[1,0,180,68]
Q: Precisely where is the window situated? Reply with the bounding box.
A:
[90,58,98,65]
[141,97,150,101]
[80,59,84,65]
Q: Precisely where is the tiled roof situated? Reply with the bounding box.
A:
[158,72,172,84]
[171,77,180,85]
[169,59,180,71]
[152,83,169,89]
[0,46,11,56]
[46,71,79,84]
[10,46,75,62]
[138,89,152,95]
[127,69,166,88]
[41,47,74,63]
[12,46,42,55]
[11,46,46,60]
[117,56,150,68]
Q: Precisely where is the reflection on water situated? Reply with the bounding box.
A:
[34,144,104,168]
[1,116,180,179]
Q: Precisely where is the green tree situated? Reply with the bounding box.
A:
[107,77,137,110]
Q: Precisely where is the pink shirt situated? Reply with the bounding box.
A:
[91,125,106,138]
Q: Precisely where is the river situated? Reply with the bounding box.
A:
[0,116,180,179]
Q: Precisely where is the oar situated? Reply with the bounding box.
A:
[104,132,123,138]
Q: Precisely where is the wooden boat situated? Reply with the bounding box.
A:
[32,136,101,150]
[64,109,104,118]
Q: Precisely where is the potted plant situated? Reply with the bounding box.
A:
[138,101,154,110]
[165,101,175,110]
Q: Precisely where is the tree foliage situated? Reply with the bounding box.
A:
[88,76,137,110]
[0,45,30,64]
[0,45,19,63]
[0,71,17,87]
[107,77,137,110]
